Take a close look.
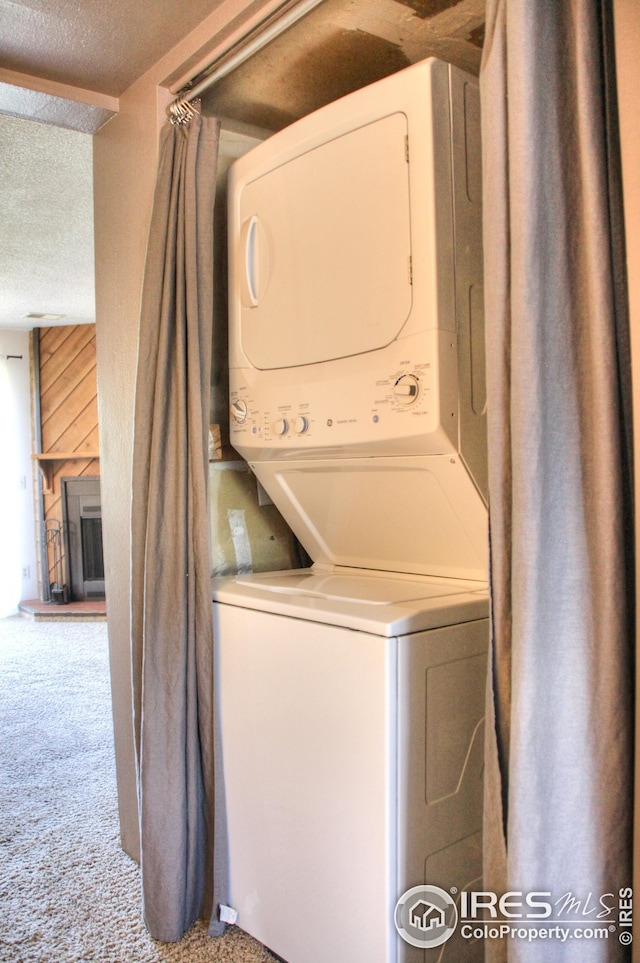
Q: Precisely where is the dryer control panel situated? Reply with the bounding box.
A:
[229,330,459,459]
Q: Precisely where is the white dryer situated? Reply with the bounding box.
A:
[213,57,488,963]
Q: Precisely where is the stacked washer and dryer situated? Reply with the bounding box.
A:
[212,57,488,963]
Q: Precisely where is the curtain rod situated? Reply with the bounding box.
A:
[169,0,326,114]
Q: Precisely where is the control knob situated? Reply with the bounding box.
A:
[231,399,248,424]
[393,374,420,406]
[293,416,309,434]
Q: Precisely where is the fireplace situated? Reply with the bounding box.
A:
[61,477,105,601]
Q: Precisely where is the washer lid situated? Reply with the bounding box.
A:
[235,570,471,604]
[212,568,488,636]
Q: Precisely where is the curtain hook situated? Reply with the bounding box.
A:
[168,97,201,127]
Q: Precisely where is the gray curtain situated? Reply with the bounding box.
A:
[130,112,227,942]
[481,2,634,961]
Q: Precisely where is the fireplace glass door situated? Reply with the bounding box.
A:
[62,477,105,601]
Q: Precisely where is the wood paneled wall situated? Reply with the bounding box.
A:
[36,324,100,592]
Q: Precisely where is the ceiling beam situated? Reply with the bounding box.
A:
[0,67,118,133]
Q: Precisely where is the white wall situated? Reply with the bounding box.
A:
[0,329,39,614]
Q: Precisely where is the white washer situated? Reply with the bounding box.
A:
[214,58,488,962]
[213,571,487,963]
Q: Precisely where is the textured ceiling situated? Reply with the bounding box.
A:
[0,0,228,97]
[0,0,485,331]
[0,113,94,330]
[0,0,230,330]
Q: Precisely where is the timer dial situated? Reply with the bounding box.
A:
[393,374,420,406]
[231,399,248,423]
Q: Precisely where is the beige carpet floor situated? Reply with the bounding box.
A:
[0,614,279,963]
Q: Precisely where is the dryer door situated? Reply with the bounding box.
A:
[236,112,413,369]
